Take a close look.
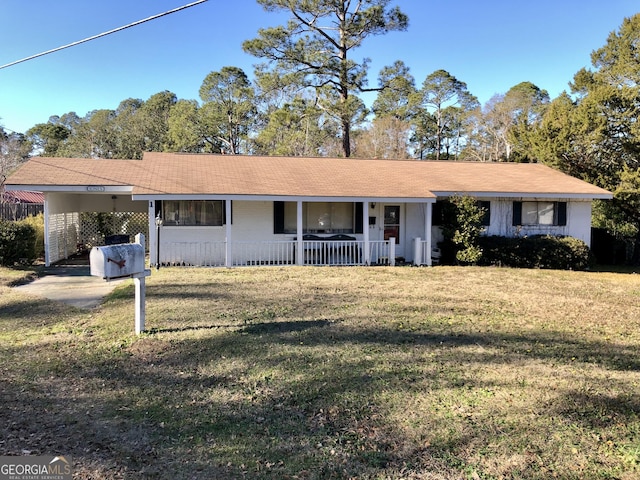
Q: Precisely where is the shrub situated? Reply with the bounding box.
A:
[439,195,487,265]
[0,219,38,266]
[18,214,45,259]
[477,235,594,270]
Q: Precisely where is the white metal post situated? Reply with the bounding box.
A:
[225,200,232,267]
[296,201,303,265]
[426,202,433,266]
[363,201,370,265]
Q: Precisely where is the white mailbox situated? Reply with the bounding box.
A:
[90,243,146,280]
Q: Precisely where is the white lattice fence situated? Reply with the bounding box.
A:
[79,212,149,250]
[48,212,81,264]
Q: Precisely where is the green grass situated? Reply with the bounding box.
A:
[1,265,640,479]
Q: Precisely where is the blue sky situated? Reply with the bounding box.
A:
[0,0,637,134]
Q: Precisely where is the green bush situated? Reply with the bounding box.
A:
[476,235,594,270]
[439,195,487,265]
[0,219,38,266]
[18,214,45,259]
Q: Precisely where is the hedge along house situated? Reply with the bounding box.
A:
[5,152,612,267]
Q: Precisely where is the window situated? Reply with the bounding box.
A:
[513,201,567,226]
[274,202,363,234]
[478,201,491,227]
[383,205,401,244]
[161,200,226,226]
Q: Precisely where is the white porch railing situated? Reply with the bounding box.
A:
[300,239,362,266]
[161,239,396,267]
[368,240,395,266]
[233,241,296,266]
[163,241,226,266]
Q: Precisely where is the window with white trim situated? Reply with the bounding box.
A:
[161,200,225,226]
[274,202,363,234]
[513,201,567,226]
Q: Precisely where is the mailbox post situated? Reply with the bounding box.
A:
[90,234,151,334]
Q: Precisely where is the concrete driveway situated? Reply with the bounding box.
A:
[14,265,127,309]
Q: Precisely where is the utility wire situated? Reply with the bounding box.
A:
[0,0,208,70]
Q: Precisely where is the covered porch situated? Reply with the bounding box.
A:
[146,198,436,268]
[29,192,435,268]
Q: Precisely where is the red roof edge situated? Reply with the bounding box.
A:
[1,190,44,204]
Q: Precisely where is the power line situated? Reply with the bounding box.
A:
[0,0,208,70]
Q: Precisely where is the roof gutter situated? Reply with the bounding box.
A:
[431,191,613,200]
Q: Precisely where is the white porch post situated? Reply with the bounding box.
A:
[148,201,157,266]
[425,202,433,266]
[389,238,396,266]
[296,201,303,265]
[225,200,232,267]
[363,201,370,265]
[44,195,51,267]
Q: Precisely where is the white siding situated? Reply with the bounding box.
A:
[406,203,429,262]
[486,199,593,246]
[233,201,280,241]
[154,197,596,267]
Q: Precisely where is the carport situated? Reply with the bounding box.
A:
[42,189,147,266]
[4,157,153,267]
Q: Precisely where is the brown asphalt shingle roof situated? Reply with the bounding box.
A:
[6,152,612,199]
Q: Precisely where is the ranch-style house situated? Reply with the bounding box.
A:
[5,152,612,267]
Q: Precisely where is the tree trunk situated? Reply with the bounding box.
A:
[436,108,442,160]
[631,227,640,266]
[342,117,351,157]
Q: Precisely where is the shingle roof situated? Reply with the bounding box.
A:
[5,152,612,199]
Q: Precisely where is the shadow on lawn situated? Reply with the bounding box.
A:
[3,317,640,478]
[0,296,75,324]
[233,319,640,373]
[146,323,237,334]
[240,319,332,334]
[144,283,236,301]
[146,319,333,335]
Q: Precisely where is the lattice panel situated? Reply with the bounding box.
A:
[79,212,149,251]
[47,213,81,264]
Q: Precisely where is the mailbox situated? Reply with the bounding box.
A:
[90,243,145,280]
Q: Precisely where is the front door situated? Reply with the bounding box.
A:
[383,205,403,258]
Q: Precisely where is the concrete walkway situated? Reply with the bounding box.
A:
[14,265,127,309]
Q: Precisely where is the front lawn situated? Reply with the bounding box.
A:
[1,266,639,479]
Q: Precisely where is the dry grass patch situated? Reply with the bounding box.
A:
[1,265,639,479]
